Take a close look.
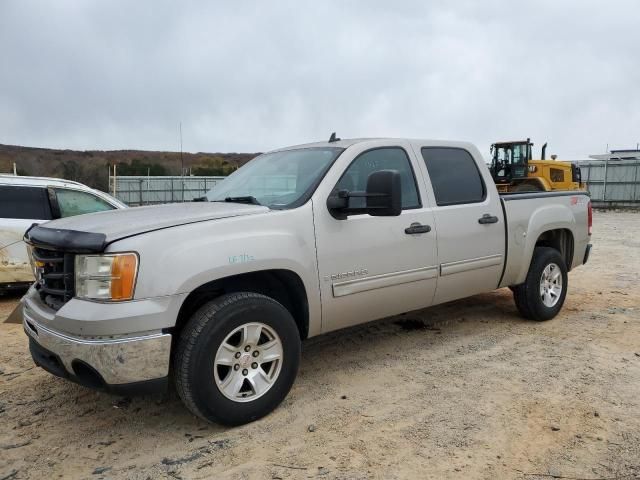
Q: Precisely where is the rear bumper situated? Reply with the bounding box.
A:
[583,243,592,265]
[0,240,34,286]
[0,281,32,292]
[23,306,171,394]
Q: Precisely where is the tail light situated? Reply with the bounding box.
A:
[587,200,592,236]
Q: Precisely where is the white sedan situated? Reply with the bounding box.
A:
[0,175,126,291]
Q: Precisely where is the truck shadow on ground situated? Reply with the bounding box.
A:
[303,287,519,353]
[0,289,27,324]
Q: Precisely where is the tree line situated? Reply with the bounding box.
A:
[0,144,257,192]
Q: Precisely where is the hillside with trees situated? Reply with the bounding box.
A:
[0,144,259,191]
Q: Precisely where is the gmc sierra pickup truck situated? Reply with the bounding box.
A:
[21,137,592,425]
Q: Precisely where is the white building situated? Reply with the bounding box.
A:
[589,149,640,161]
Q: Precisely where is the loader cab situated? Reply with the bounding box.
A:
[490,139,533,184]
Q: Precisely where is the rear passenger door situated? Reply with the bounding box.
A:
[0,185,54,283]
[416,145,505,304]
[0,185,53,248]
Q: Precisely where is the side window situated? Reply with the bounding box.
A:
[421,148,486,206]
[334,147,420,210]
[55,189,115,218]
[0,185,52,220]
[550,168,565,183]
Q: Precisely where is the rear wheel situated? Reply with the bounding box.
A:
[512,247,568,321]
[174,292,301,425]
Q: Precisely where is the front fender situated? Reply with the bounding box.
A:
[107,203,322,335]
[173,234,313,295]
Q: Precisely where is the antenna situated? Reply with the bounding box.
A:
[328,132,340,143]
[179,122,184,173]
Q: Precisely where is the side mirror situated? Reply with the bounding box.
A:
[365,170,402,216]
[326,189,349,211]
[326,170,402,219]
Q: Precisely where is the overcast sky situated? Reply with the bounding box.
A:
[1,1,639,159]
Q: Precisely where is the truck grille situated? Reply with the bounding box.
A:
[32,247,75,310]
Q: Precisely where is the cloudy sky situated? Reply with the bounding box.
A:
[1,1,639,159]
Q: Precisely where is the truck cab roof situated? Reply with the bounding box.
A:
[272,137,477,152]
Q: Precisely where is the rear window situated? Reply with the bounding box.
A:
[421,148,486,206]
[0,185,52,220]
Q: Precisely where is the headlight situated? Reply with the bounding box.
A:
[75,253,139,301]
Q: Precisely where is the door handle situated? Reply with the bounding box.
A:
[405,222,432,234]
[478,214,499,224]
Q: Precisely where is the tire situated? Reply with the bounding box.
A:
[174,292,301,425]
[512,247,568,321]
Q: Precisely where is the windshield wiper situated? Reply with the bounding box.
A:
[218,196,262,205]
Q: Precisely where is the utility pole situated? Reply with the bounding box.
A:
[113,164,117,196]
[180,122,184,202]
[147,167,151,206]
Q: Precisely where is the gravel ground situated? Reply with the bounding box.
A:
[1,210,639,480]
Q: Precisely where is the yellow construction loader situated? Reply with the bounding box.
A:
[490,138,586,193]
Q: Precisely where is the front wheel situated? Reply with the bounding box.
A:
[512,247,568,321]
[174,292,301,425]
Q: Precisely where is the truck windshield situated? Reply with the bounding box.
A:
[206,147,343,209]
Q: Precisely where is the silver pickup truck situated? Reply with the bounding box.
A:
[22,138,592,425]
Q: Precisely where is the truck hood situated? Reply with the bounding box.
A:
[37,202,270,244]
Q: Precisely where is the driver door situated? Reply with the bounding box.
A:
[312,143,438,333]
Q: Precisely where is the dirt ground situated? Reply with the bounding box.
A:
[1,211,639,480]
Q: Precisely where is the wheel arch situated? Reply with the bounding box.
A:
[173,269,310,341]
[511,225,576,286]
[534,228,574,272]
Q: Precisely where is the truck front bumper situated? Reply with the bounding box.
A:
[23,295,173,395]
